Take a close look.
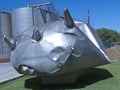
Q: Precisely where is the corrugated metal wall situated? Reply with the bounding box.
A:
[0,12,12,63]
[11,7,46,38]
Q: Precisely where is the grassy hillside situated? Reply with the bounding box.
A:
[0,61,120,90]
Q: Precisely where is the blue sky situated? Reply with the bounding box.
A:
[0,0,120,32]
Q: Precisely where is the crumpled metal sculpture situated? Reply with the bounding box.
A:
[4,8,110,84]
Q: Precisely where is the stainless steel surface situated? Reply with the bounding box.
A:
[12,7,45,38]
[0,12,12,61]
[19,65,36,75]
[11,7,33,38]
[10,19,110,75]
[64,8,74,28]
[9,7,110,84]
[4,35,17,50]
[31,28,41,42]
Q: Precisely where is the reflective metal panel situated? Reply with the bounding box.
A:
[12,7,45,38]
[10,20,110,75]
[0,12,12,62]
[9,7,110,84]
[12,7,33,38]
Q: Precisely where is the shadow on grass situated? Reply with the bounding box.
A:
[24,68,113,90]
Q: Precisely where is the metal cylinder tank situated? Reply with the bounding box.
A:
[0,12,12,63]
[12,6,45,38]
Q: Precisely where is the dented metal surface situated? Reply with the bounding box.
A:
[3,3,110,84]
[8,8,110,76]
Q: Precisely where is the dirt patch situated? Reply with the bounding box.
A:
[106,46,120,60]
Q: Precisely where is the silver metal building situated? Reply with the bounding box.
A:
[11,2,59,38]
[0,12,12,63]
[11,7,44,38]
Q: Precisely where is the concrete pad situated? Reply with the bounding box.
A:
[0,62,23,83]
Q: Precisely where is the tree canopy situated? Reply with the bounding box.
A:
[96,28,120,42]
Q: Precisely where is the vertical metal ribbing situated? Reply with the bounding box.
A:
[32,7,35,26]
[0,12,12,62]
[0,13,3,62]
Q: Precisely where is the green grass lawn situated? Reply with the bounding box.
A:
[0,61,120,90]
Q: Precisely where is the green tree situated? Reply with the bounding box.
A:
[97,28,120,42]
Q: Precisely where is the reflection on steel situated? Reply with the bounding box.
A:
[0,12,12,62]
[64,8,74,28]
[6,3,110,84]
[19,65,37,75]
[4,35,17,50]
[31,28,41,42]
[11,7,45,38]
